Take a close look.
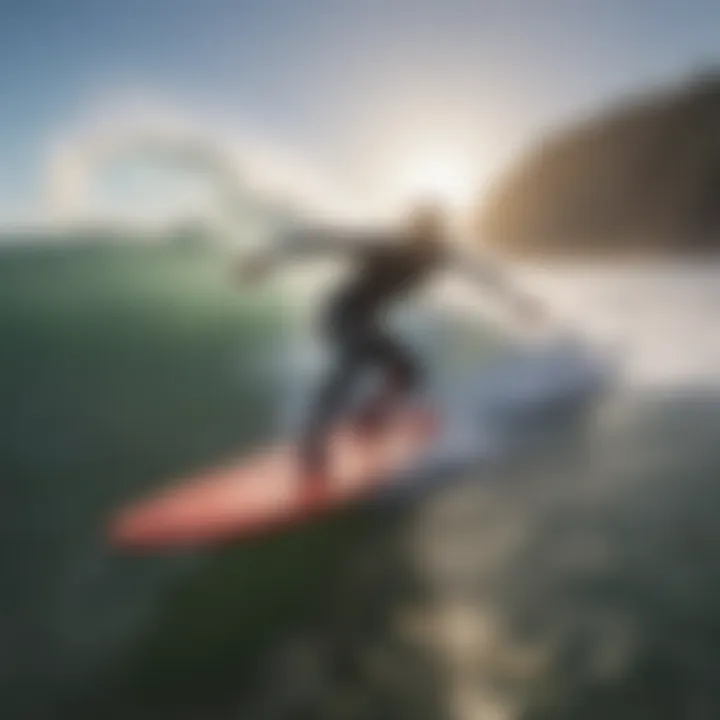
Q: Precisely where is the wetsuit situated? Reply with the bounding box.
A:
[302,239,444,469]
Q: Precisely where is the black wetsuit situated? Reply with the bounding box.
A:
[304,239,444,469]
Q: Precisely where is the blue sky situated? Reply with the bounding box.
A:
[1,0,719,223]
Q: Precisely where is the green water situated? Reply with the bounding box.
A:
[0,243,366,717]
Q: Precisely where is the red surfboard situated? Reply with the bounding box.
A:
[108,407,436,550]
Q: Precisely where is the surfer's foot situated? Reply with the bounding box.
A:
[353,400,395,438]
[300,444,329,489]
[354,378,412,437]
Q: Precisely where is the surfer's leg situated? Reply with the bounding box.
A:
[355,331,422,431]
[301,343,362,476]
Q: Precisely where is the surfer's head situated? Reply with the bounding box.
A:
[402,200,448,249]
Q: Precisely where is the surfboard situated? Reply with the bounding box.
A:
[108,407,436,550]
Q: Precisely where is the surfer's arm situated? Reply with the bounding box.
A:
[235,226,384,282]
[447,247,546,327]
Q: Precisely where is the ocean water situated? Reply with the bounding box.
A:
[1,245,719,719]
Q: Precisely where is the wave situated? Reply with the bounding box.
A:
[43,107,358,242]
[521,260,720,388]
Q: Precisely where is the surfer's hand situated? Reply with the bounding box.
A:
[516,295,547,328]
[234,253,272,284]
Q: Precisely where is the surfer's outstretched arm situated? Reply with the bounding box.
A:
[447,247,547,327]
[234,226,381,282]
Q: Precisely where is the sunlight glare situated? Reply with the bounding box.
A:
[388,147,486,227]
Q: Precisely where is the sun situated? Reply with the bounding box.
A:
[389,149,483,221]
[410,159,477,207]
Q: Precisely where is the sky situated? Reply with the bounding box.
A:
[1,0,719,226]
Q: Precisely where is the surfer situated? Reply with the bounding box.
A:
[237,202,546,480]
